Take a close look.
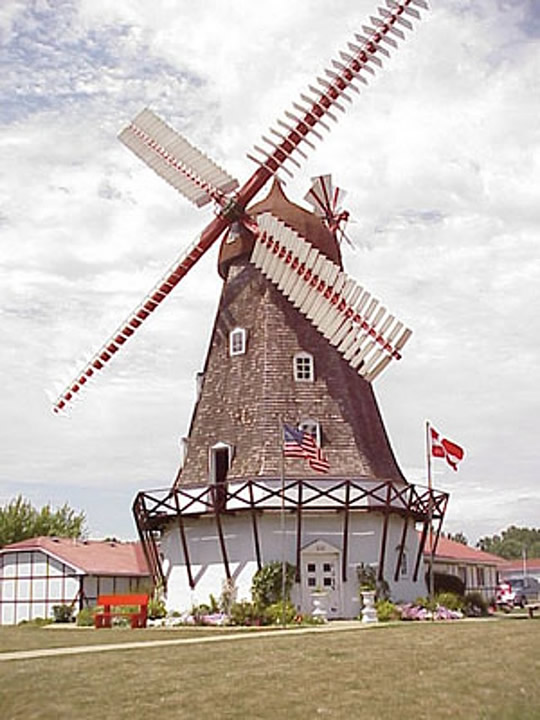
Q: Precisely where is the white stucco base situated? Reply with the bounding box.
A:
[161,510,427,618]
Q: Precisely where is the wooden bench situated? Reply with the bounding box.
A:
[94,594,149,629]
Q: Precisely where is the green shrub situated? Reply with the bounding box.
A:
[18,617,53,627]
[463,591,489,617]
[76,608,95,627]
[299,613,325,625]
[147,596,167,620]
[436,592,463,611]
[263,600,297,625]
[376,599,401,622]
[228,601,262,626]
[251,561,295,608]
[357,563,377,591]
[52,604,74,623]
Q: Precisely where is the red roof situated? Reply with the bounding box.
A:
[424,535,506,565]
[0,537,150,576]
[499,558,540,575]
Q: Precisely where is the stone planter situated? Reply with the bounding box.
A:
[311,591,329,622]
[360,590,378,624]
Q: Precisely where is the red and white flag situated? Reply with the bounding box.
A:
[430,426,465,471]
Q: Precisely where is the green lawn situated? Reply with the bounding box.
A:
[1,619,539,719]
[0,623,273,653]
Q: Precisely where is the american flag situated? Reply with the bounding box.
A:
[283,423,330,474]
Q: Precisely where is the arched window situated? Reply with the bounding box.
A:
[229,327,247,356]
[294,352,314,382]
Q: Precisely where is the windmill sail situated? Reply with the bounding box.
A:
[250,212,412,381]
[119,108,239,207]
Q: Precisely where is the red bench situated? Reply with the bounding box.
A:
[94,593,149,629]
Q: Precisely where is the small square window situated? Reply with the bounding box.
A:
[229,328,247,356]
[323,563,332,573]
[308,577,316,587]
[307,563,316,573]
[294,353,314,382]
[323,577,332,587]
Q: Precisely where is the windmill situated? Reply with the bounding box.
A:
[54,0,449,617]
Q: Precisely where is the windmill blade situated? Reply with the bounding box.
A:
[304,174,350,244]
[251,213,412,381]
[52,219,232,414]
[249,1,428,177]
[119,108,239,208]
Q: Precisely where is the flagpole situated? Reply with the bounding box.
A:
[426,420,435,604]
[279,417,287,627]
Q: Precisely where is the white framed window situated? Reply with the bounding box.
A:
[229,327,247,356]
[298,418,321,447]
[294,352,314,382]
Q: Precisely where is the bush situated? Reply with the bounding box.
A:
[18,617,53,627]
[76,608,95,627]
[436,592,463,612]
[263,601,297,625]
[463,591,489,617]
[425,571,465,597]
[228,601,262,626]
[251,561,295,608]
[376,599,401,622]
[147,596,167,620]
[52,604,74,623]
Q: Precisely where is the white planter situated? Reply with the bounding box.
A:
[360,590,378,624]
[311,592,329,622]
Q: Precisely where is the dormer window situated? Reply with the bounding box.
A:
[294,352,314,382]
[229,327,247,356]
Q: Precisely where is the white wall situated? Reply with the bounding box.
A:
[0,550,150,625]
[0,550,80,625]
[161,510,427,618]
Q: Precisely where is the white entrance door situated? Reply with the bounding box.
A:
[301,549,342,618]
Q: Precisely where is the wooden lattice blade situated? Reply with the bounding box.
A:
[248,1,429,178]
[119,108,239,208]
[52,214,231,414]
[250,212,412,381]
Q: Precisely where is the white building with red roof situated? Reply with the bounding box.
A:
[0,537,150,625]
[424,535,506,600]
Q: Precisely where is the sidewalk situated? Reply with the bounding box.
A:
[0,621,367,662]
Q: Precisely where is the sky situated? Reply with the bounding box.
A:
[1,0,539,545]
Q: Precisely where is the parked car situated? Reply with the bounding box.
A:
[507,576,540,607]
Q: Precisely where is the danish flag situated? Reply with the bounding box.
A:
[430,426,465,472]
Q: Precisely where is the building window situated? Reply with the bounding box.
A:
[229,328,247,356]
[294,352,314,382]
[298,419,321,447]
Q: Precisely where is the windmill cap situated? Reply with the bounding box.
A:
[218,178,343,279]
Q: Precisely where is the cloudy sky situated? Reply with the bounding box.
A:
[1,0,539,545]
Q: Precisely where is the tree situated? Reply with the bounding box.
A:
[0,495,87,548]
[446,532,468,546]
[476,526,540,560]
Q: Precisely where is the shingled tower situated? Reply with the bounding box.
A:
[178,179,406,487]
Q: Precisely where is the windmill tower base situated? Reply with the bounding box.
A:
[134,477,448,619]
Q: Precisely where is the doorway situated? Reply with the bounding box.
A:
[300,540,342,618]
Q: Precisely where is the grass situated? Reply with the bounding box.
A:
[1,618,540,719]
[0,623,274,654]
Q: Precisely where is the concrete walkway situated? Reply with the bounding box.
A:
[0,621,369,662]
